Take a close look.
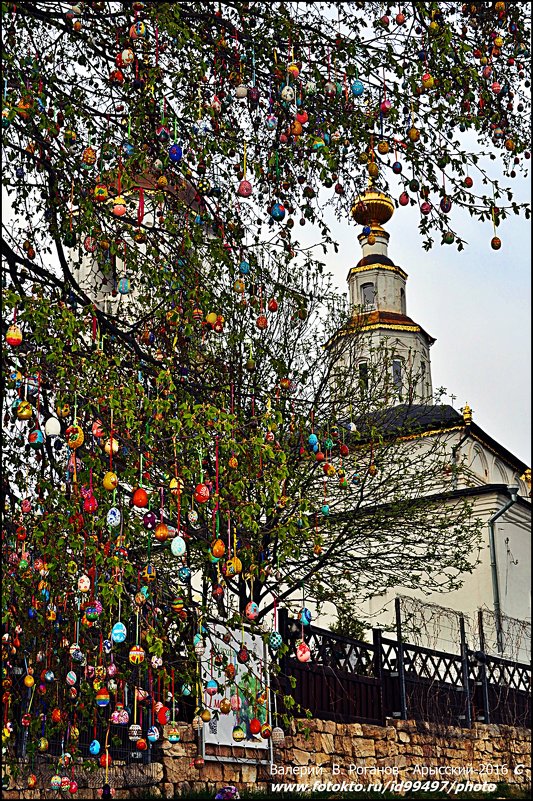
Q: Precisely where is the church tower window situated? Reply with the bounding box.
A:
[358,361,369,392]
[392,359,403,400]
[361,282,375,308]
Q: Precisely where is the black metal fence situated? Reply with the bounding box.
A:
[277,608,531,729]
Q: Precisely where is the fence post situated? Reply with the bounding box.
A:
[372,628,385,725]
[395,598,408,720]
[459,615,472,728]
[477,610,491,724]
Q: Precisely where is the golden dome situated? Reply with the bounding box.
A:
[351,188,395,227]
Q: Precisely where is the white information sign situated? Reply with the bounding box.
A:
[200,623,270,752]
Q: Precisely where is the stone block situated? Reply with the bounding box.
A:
[323,720,336,734]
[165,757,194,784]
[361,724,387,740]
[320,733,335,753]
[240,765,257,783]
[398,731,410,744]
[202,762,224,782]
[375,739,389,758]
[167,743,189,757]
[352,738,376,758]
[223,764,240,782]
[349,723,364,737]
[292,749,311,766]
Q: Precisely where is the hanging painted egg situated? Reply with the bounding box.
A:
[142,510,157,530]
[129,645,145,664]
[84,495,98,513]
[420,201,432,215]
[299,608,312,626]
[168,143,183,162]
[265,114,277,130]
[154,522,169,542]
[132,487,149,507]
[142,563,157,582]
[296,641,311,662]
[408,126,420,142]
[107,507,121,527]
[28,429,45,448]
[235,84,248,99]
[113,195,127,216]
[205,679,218,697]
[237,179,252,197]
[351,79,364,96]
[42,417,61,439]
[491,236,502,250]
[147,726,160,743]
[270,203,285,221]
[256,314,268,330]
[128,723,142,742]
[399,191,410,206]
[245,601,259,621]
[89,739,101,755]
[96,688,110,707]
[118,277,130,294]
[130,20,146,39]
[156,124,170,143]
[232,725,246,742]
[269,631,283,650]
[192,715,204,731]
[111,622,127,643]
[237,646,249,664]
[249,717,262,735]
[194,483,210,504]
[102,471,118,491]
[65,425,84,449]
[170,535,186,556]
[6,324,23,346]
[440,196,452,213]
[392,161,402,174]
[281,85,295,102]
[211,539,225,558]
[287,61,300,78]
[168,726,180,742]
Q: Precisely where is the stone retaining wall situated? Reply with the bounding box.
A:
[3,718,531,798]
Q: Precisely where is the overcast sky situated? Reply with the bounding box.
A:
[315,170,531,466]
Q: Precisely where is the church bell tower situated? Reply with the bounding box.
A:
[336,188,435,405]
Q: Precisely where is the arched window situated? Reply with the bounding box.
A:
[392,358,403,401]
[361,282,375,308]
[358,361,369,392]
[400,287,406,315]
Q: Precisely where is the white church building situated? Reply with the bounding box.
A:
[334,188,531,662]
